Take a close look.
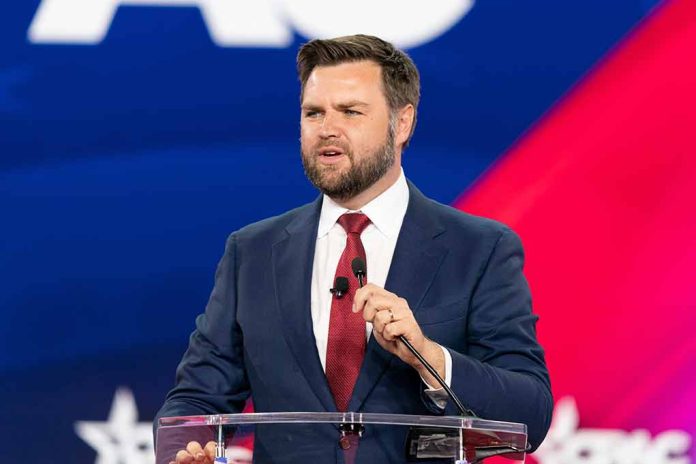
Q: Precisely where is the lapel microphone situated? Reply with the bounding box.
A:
[330,276,349,298]
[350,257,475,417]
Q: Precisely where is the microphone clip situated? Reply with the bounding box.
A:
[329,287,345,298]
[330,276,349,298]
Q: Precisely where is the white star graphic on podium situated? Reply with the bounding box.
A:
[75,388,154,464]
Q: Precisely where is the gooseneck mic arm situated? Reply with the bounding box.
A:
[351,259,366,287]
[350,257,476,417]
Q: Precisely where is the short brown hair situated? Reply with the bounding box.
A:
[297,34,420,149]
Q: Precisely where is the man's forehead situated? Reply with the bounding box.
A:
[302,60,385,102]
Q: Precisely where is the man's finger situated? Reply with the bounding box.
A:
[204,441,217,461]
[383,319,410,342]
[361,295,394,322]
[352,285,374,313]
[175,449,194,464]
[186,441,206,461]
[371,326,398,353]
[372,307,393,333]
[353,284,392,313]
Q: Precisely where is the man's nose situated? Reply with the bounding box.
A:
[319,111,340,138]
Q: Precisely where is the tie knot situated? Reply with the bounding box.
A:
[337,213,371,235]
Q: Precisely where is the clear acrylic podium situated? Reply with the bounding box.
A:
[157,412,528,464]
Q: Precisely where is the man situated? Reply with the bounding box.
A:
[156,34,552,463]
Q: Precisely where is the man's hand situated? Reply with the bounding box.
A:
[353,283,445,386]
[170,441,216,464]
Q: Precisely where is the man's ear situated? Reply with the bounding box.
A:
[395,104,415,148]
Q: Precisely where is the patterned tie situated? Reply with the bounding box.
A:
[325,212,371,412]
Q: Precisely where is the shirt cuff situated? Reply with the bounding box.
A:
[421,345,452,410]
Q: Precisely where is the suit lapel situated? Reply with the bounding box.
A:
[349,182,448,412]
[271,196,337,412]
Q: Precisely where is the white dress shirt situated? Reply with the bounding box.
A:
[310,169,451,407]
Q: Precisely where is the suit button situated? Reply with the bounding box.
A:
[339,436,351,450]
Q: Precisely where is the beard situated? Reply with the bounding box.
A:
[301,125,396,202]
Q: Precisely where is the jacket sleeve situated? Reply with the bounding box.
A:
[445,228,553,451]
[153,233,250,444]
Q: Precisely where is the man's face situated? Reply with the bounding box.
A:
[300,60,396,201]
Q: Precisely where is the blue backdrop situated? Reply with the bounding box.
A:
[1,1,658,462]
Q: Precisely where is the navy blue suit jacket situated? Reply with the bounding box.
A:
[155,181,552,462]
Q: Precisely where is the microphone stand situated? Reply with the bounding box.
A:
[351,258,532,462]
[351,258,475,417]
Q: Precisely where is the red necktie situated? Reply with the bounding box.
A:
[325,212,371,412]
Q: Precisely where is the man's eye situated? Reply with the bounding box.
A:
[304,111,321,118]
[344,109,361,116]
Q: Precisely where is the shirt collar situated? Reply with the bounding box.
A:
[317,169,409,239]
